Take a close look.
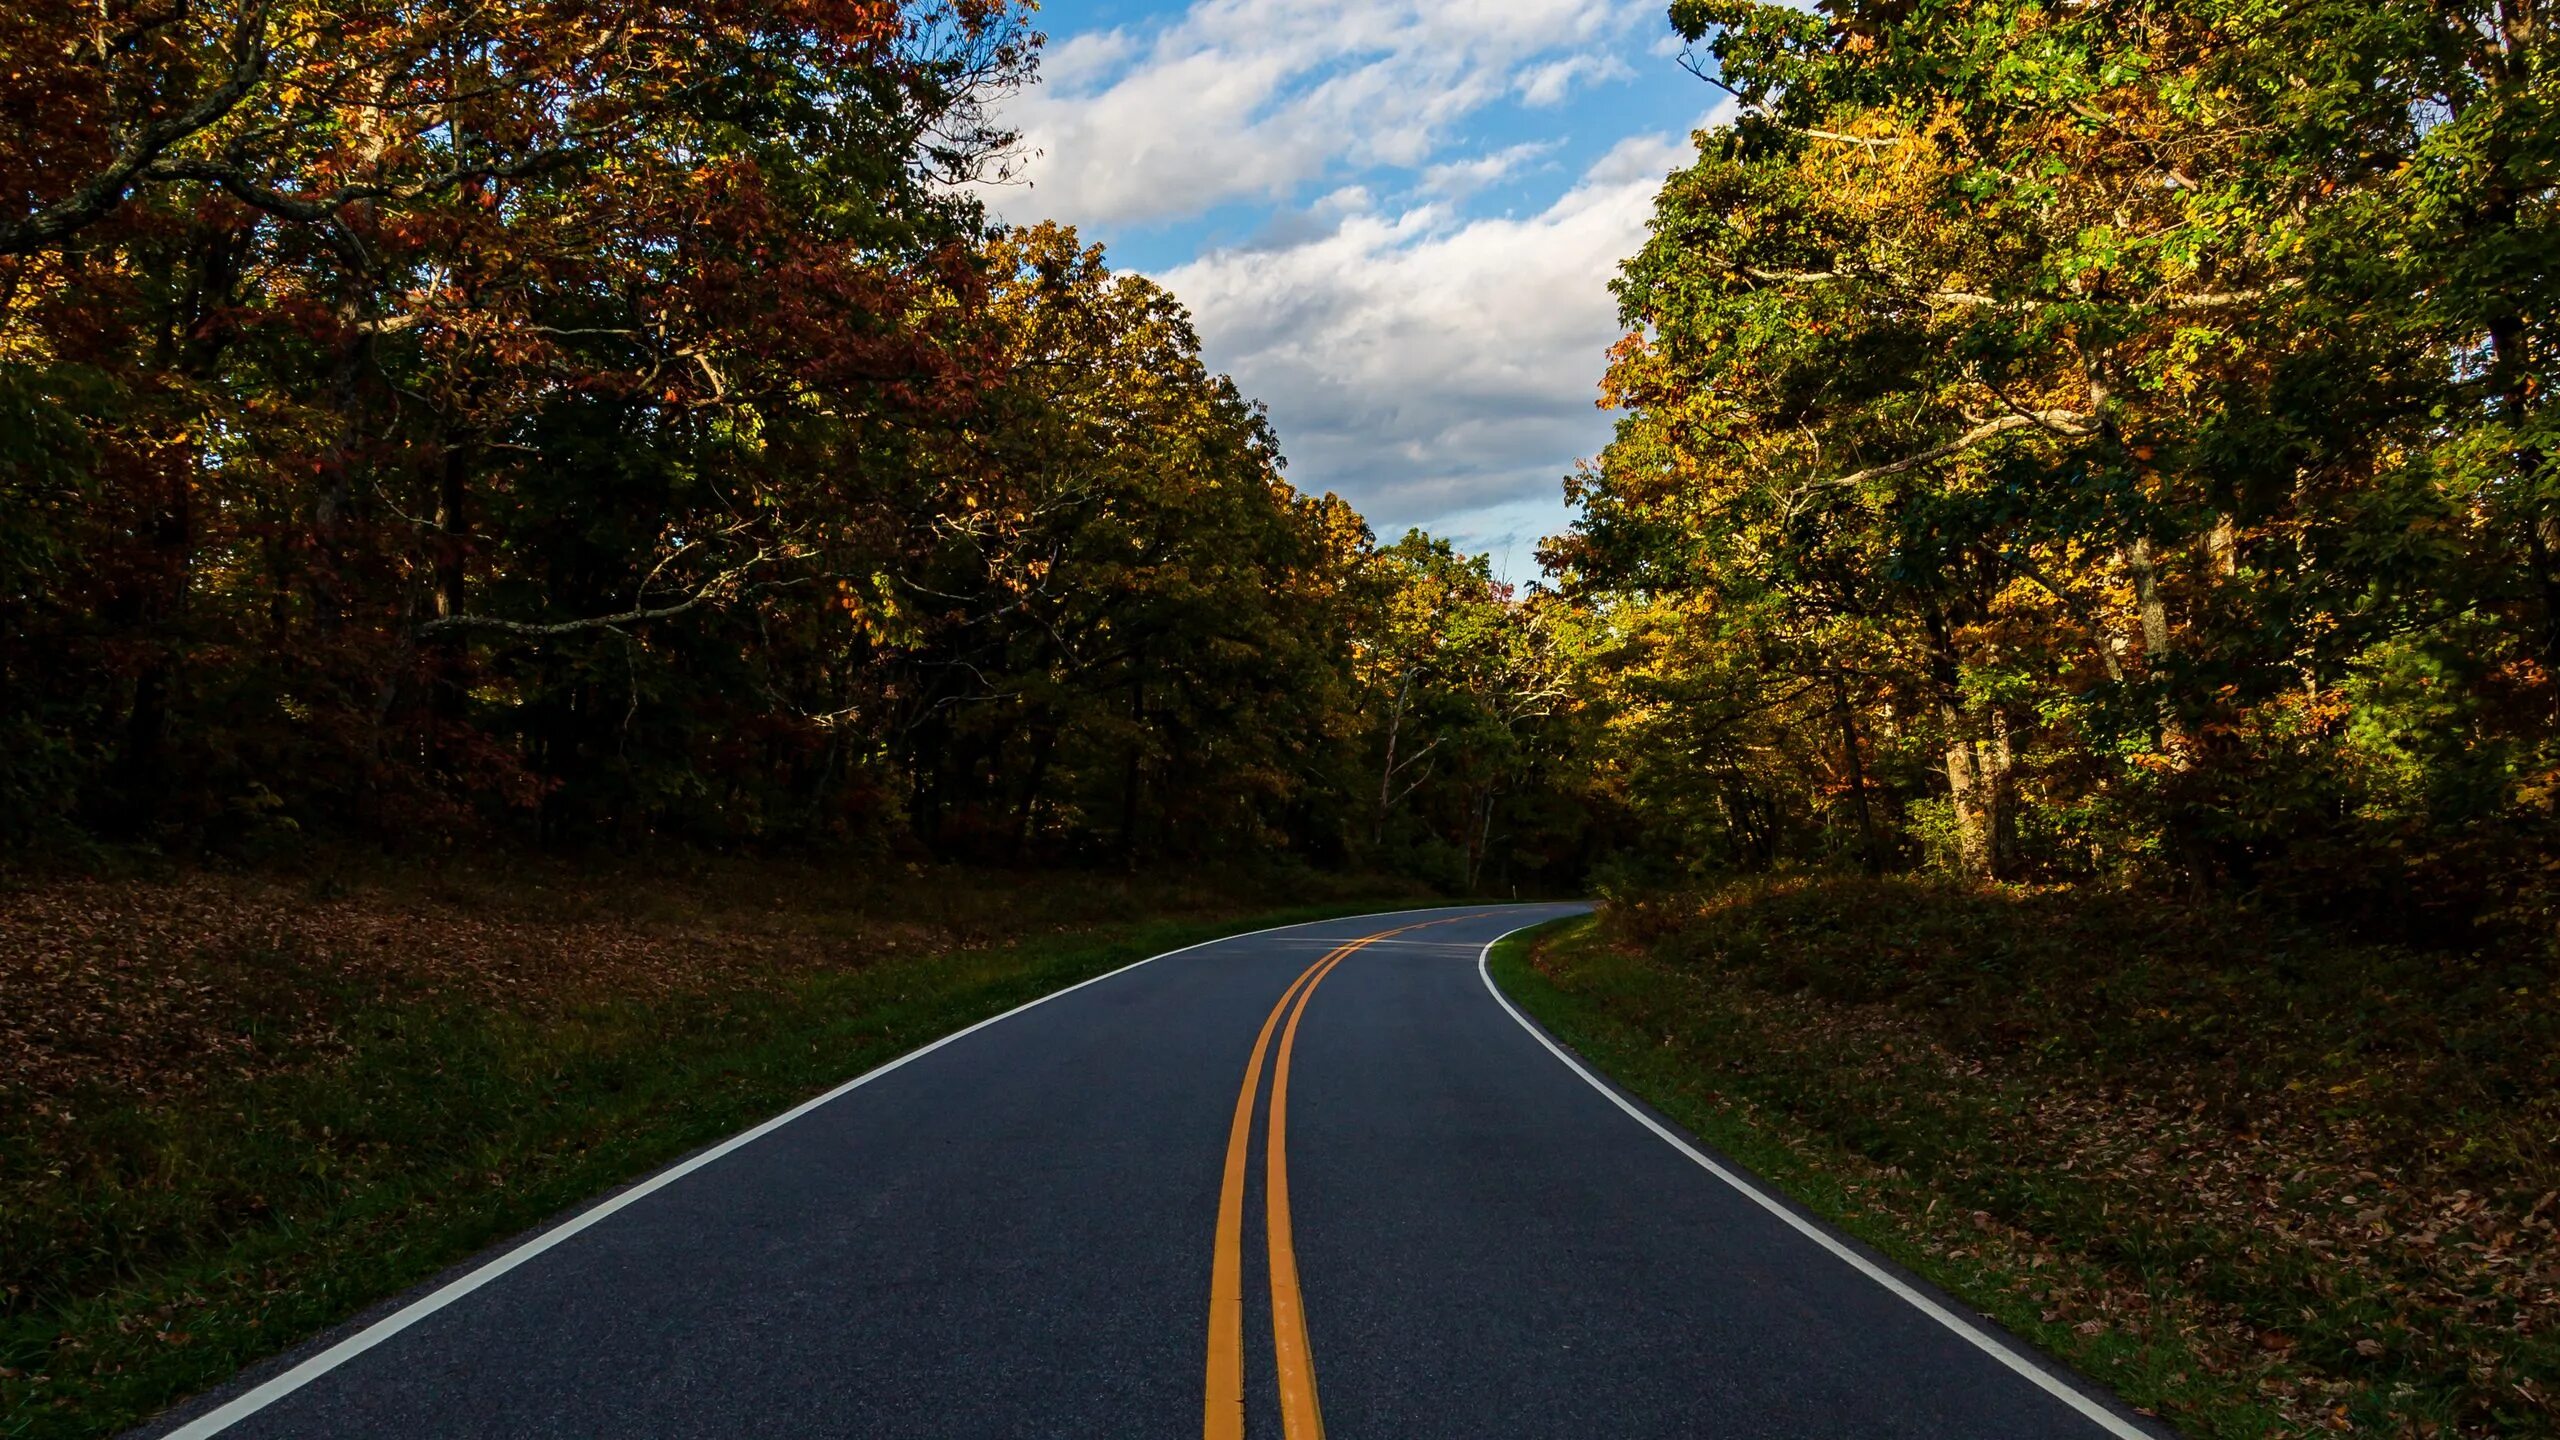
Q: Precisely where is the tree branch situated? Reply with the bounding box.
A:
[416,595,717,639]
[149,143,581,226]
[1739,266,2303,317]
[1789,410,2098,515]
[418,551,776,639]
[1677,53,1901,147]
[0,0,279,255]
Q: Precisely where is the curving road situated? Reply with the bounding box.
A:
[138,904,2171,1439]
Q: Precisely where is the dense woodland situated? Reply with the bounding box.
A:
[0,0,1585,890]
[6,0,2560,949]
[1559,0,2560,950]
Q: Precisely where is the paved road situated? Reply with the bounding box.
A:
[140,904,2169,1439]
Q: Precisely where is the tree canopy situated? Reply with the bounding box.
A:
[1558,0,2560,942]
[10,0,2558,940]
[0,1,1594,888]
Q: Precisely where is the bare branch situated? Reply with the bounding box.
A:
[1384,736,1442,782]
[1801,127,1902,149]
[2163,279,2302,310]
[1745,266,2302,317]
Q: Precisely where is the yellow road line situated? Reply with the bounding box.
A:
[1204,939,1353,1440]
[1206,915,1485,1440]
[1265,939,1355,1440]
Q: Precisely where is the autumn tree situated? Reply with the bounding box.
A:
[872,222,1371,860]
[0,0,1042,843]
[1358,532,1581,889]
[1565,0,2560,919]
[0,0,1598,884]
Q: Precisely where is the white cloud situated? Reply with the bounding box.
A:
[1515,53,1635,107]
[1419,141,1562,198]
[968,0,1726,559]
[983,0,1653,229]
[1156,130,1706,537]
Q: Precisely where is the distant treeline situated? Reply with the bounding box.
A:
[1556,0,2560,946]
[0,0,1593,888]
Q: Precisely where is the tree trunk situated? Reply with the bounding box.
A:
[1940,716,2014,881]
[1374,729,1396,843]
[2491,311,2560,686]
[112,450,194,828]
[310,283,374,635]
[1011,723,1058,860]
[1830,672,1883,874]
[2474,11,2560,689]
[2206,514,2237,578]
[2126,537,2171,662]
[1373,673,1409,847]
[1463,785,1497,891]
[1943,734,1992,877]
[2526,516,2560,688]
[2123,537,2190,759]
[1120,673,1145,867]
[1923,605,2010,880]
[428,432,473,757]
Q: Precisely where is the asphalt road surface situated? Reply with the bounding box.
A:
[139,904,2171,1439]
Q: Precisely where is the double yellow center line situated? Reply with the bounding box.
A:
[1202,917,1473,1440]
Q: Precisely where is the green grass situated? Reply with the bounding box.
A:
[2,888,1415,1440]
[1488,886,2560,1440]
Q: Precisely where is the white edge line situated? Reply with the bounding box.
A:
[1473,918,2158,1440]
[160,903,1467,1440]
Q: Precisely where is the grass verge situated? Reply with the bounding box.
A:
[2,858,1425,1439]
[1488,881,2558,1440]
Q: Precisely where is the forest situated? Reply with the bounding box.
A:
[1556,0,2560,949]
[7,0,2557,938]
[0,0,1583,892]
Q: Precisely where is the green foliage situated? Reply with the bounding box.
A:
[1358,531,1589,888]
[1559,0,2560,938]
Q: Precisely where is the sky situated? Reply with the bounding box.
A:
[970,0,1729,582]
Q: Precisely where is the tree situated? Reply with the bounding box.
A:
[1564,0,2560,916]
[879,222,1366,862]
[0,0,1046,843]
[1359,532,1577,888]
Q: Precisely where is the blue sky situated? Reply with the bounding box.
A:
[972,0,1728,580]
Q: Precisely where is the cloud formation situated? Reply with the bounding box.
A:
[1420,141,1562,199]
[974,0,1721,570]
[1158,132,1697,538]
[1516,52,1635,107]
[993,0,1652,228]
